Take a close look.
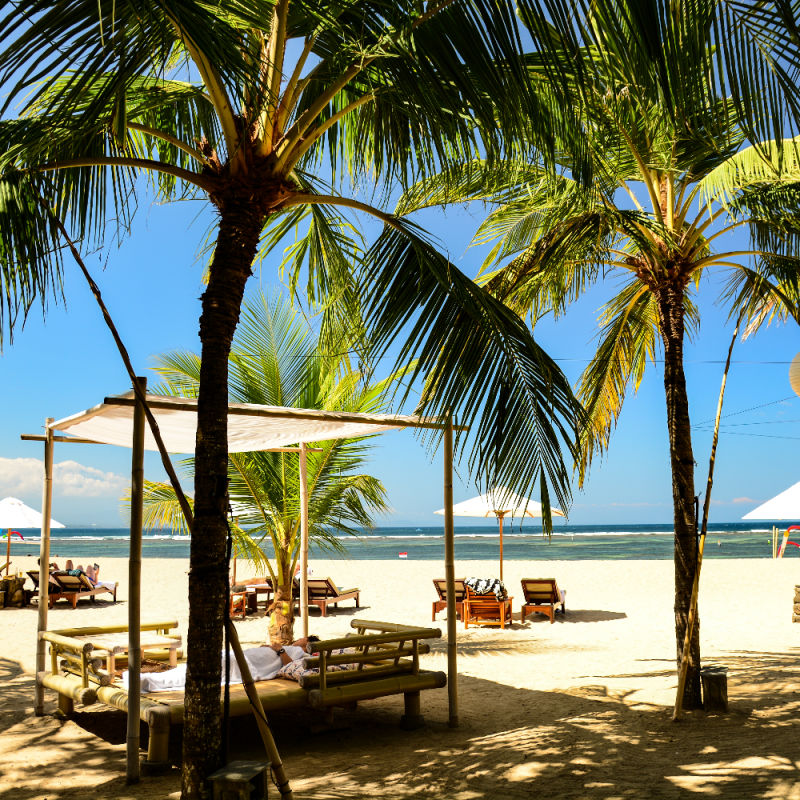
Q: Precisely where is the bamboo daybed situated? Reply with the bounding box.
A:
[39,618,446,766]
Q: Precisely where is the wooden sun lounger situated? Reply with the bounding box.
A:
[520,578,566,623]
[463,586,513,629]
[48,571,117,608]
[305,577,360,616]
[37,619,446,768]
[432,578,466,620]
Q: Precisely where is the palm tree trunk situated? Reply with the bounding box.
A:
[655,282,702,709]
[269,547,296,645]
[182,199,266,800]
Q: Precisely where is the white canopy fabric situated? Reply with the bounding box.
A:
[0,497,64,528]
[50,392,432,454]
[742,481,800,520]
[434,486,564,519]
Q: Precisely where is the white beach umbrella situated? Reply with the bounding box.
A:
[0,497,64,574]
[435,487,564,581]
[0,496,65,528]
[742,481,800,520]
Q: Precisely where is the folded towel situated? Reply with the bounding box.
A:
[465,577,507,600]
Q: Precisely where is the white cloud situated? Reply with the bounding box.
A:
[0,457,127,498]
[732,496,758,505]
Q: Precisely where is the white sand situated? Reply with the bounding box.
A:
[1,554,799,798]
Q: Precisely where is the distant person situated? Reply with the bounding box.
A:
[65,561,116,591]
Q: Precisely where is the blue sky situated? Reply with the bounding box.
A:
[1,190,799,528]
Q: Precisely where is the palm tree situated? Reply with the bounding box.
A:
[0,3,584,790]
[142,290,392,643]
[397,2,800,707]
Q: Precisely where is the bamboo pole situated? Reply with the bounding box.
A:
[35,419,55,716]
[299,443,309,638]
[127,377,146,782]
[226,620,293,798]
[443,417,458,727]
[673,323,738,720]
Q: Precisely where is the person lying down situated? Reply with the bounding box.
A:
[123,637,353,693]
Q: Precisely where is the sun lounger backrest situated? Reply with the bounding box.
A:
[306,578,338,599]
[433,579,466,602]
[521,579,559,603]
[51,572,85,591]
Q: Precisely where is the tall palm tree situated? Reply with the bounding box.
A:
[0,3,584,790]
[397,1,800,707]
[143,290,393,643]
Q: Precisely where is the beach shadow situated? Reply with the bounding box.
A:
[0,658,34,735]
[47,599,122,613]
[521,609,628,623]
[236,664,800,800]
[7,649,800,799]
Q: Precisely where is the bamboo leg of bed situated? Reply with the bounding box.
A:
[141,705,172,774]
[400,691,423,730]
[57,692,74,717]
[226,620,293,799]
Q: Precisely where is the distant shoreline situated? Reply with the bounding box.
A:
[6,522,791,561]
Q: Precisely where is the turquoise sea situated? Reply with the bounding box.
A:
[4,522,794,561]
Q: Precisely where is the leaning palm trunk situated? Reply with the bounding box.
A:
[654,282,701,708]
[183,205,266,796]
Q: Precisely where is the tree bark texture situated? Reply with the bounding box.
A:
[268,582,296,645]
[655,282,702,709]
[181,198,266,800]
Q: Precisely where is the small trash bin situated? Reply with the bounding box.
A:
[701,665,728,712]
[209,759,270,800]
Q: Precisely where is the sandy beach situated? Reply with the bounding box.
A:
[1,554,799,799]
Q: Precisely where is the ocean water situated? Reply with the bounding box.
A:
[3,522,791,561]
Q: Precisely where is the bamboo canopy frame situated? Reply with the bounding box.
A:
[22,386,462,778]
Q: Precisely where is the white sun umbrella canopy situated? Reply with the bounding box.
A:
[0,497,64,575]
[742,481,800,520]
[435,487,564,581]
[0,496,65,528]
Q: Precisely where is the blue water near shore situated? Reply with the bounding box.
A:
[5,522,792,561]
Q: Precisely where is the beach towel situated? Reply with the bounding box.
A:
[276,648,356,686]
[465,577,507,600]
[122,644,307,692]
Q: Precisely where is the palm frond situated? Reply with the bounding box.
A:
[361,220,583,519]
[698,138,800,209]
[575,279,659,483]
[0,171,65,343]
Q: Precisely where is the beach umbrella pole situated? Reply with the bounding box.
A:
[34,419,55,716]
[497,514,504,582]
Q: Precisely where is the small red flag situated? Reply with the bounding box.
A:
[398,551,408,559]
[10,530,23,540]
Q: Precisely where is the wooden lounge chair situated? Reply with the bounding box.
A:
[520,578,566,623]
[27,569,60,592]
[304,577,360,616]
[463,586,513,629]
[432,578,466,621]
[48,571,117,608]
